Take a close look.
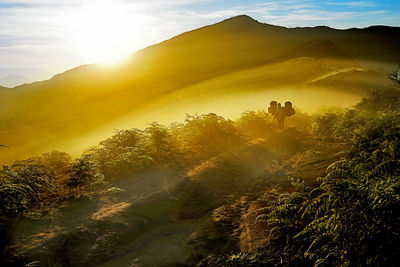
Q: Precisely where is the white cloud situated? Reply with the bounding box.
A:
[0,0,398,82]
[326,1,376,8]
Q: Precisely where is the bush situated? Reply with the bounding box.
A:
[236,110,273,138]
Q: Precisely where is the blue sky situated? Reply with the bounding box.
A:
[0,0,399,84]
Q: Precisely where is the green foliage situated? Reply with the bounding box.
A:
[313,89,400,142]
[236,110,273,138]
[36,150,72,176]
[294,157,400,266]
[356,89,400,113]
[233,92,400,266]
[93,128,145,177]
[389,65,400,88]
[0,182,35,215]
[88,113,247,180]
[0,161,56,216]
[313,112,343,138]
[0,110,258,219]
[179,113,246,162]
[66,154,103,195]
[89,123,181,179]
[144,122,173,162]
[5,88,400,265]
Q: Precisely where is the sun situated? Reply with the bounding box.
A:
[67,1,148,65]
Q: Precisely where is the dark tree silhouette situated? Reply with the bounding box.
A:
[66,156,100,197]
[390,65,400,88]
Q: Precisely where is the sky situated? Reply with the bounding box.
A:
[0,0,399,85]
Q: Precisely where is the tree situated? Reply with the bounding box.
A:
[144,122,174,163]
[181,113,245,161]
[0,182,35,215]
[66,156,100,197]
[236,110,273,138]
[0,163,55,216]
[389,65,400,88]
[37,151,71,175]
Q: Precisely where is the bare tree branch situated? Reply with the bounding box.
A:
[390,65,400,88]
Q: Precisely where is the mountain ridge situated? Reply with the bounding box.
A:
[0,15,398,164]
[0,74,31,88]
[7,15,399,90]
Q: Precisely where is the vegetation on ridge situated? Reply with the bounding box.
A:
[0,15,396,164]
[1,74,400,265]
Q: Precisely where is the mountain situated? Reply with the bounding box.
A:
[270,39,353,62]
[0,15,398,164]
[0,74,31,88]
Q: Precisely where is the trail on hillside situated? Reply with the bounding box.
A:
[7,133,347,266]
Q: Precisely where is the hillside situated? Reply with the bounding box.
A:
[3,127,348,267]
[0,15,398,164]
[3,87,400,266]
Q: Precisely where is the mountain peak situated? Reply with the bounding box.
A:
[210,15,286,33]
[222,15,258,24]
[215,15,263,30]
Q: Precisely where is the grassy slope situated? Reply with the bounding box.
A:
[9,131,348,266]
[0,16,398,163]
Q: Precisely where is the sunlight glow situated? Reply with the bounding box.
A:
[66,1,149,65]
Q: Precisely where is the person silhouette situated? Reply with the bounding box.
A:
[268,100,295,129]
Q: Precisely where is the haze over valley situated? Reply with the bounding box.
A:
[0,15,398,164]
[2,1,400,264]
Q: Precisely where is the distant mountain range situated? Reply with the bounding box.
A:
[0,15,399,164]
[0,74,31,88]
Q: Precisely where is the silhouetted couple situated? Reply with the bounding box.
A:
[268,101,295,129]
